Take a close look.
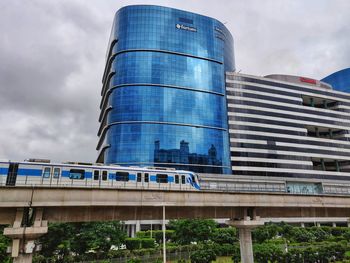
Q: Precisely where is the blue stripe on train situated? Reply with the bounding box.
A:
[150,175,156,182]
[0,168,9,175]
[17,169,42,176]
[168,176,174,183]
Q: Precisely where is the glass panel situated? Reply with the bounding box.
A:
[43,167,51,178]
[69,169,85,180]
[102,171,108,181]
[156,174,168,183]
[94,170,99,180]
[137,173,142,182]
[53,168,60,179]
[116,171,129,181]
[144,173,149,183]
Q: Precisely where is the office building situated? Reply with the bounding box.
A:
[322,68,350,93]
[227,72,350,180]
[97,5,234,174]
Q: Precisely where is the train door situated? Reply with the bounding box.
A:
[41,166,52,185]
[144,172,149,188]
[100,170,109,187]
[136,172,142,188]
[93,170,100,187]
[51,167,61,185]
[6,163,18,186]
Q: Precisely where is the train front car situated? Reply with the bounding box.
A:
[187,172,201,190]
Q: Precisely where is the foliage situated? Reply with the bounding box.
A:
[253,243,284,263]
[125,238,155,250]
[0,226,11,263]
[38,221,126,262]
[190,249,216,263]
[136,230,174,243]
[140,238,156,248]
[212,227,237,244]
[168,219,217,245]
[253,224,280,243]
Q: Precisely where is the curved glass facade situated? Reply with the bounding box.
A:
[97,5,235,174]
[322,68,350,93]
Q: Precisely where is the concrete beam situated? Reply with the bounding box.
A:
[1,187,350,208]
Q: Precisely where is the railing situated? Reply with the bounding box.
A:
[82,251,191,263]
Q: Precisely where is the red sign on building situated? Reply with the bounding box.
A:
[300,77,317,85]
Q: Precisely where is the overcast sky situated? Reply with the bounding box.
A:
[0,0,349,163]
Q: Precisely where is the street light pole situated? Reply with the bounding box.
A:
[163,205,166,263]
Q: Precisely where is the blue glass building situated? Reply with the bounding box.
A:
[322,68,350,92]
[96,5,234,174]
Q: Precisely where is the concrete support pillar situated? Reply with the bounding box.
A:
[4,208,48,263]
[130,224,135,237]
[332,222,337,227]
[238,227,254,263]
[301,222,305,228]
[13,254,33,263]
[316,222,321,227]
[136,220,141,233]
[227,211,264,263]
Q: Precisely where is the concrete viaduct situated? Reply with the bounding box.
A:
[1,186,350,263]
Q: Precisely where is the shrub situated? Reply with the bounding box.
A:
[125,238,141,250]
[190,249,216,263]
[125,238,156,250]
[140,238,155,249]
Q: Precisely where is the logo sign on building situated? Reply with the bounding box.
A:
[300,77,317,85]
[176,24,197,32]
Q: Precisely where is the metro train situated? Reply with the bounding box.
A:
[0,159,201,190]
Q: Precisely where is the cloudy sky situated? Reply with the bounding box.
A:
[0,0,349,163]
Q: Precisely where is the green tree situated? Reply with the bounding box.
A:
[168,219,217,245]
[0,226,11,263]
[254,243,284,263]
[37,221,126,262]
[289,227,315,243]
[71,221,126,256]
[212,227,237,244]
[253,224,279,243]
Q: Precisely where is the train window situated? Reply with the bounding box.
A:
[43,167,51,178]
[93,170,99,180]
[102,171,108,181]
[175,175,179,184]
[144,173,149,183]
[181,175,186,184]
[53,168,60,179]
[69,169,85,180]
[137,173,142,182]
[156,174,168,183]
[116,171,129,181]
